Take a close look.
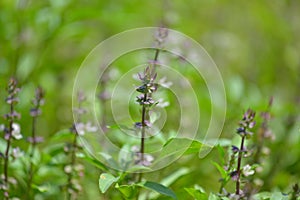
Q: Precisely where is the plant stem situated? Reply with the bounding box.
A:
[67,98,82,200]
[4,104,14,200]
[140,93,148,157]
[138,93,148,183]
[219,181,225,194]
[253,101,272,165]
[154,48,159,62]
[236,136,245,195]
[137,48,160,183]
[150,48,160,83]
[67,131,78,200]
[27,105,39,199]
[99,71,110,133]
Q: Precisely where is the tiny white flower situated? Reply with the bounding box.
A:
[144,154,154,162]
[12,147,24,159]
[64,165,72,174]
[159,76,173,88]
[138,154,154,167]
[0,124,5,132]
[156,98,170,108]
[243,164,255,177]
[254,178,264,187]
[75,123,85,136]
[12,123,22,140]
[131,145,139,152]
[85,122,98,132]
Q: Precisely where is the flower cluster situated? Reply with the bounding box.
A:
[135,66,158,168]
[234,109,256,197]
[64,163,85,196]
[29,87,45,117]
[236,109,256,138]
[154,27,168,49]
[1,78,22,200]
[131,146,154,167]
[135,66,158,129]
[28,86,45,144]
[3,78,21,121]
[71,91,97,136]
[136,94,155,107]
[26,86,45,198]
[1,123,22,141]
[65,91,97,200]
[136,67,158,95]
[245,98,274,194]
[217,109,258,199]
[70,122,97,136]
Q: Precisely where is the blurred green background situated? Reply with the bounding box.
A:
[1,0,300,199]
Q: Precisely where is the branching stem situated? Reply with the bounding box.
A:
[137,48,160,183]
[67,131,78,200]
[236,136,245,195]
[3,104,14,200]
[27,103,40,198]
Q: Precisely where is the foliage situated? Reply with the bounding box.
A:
[1,0,300,199]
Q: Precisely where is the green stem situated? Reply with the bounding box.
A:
[236,136,245,195]
[4,104,14,200]
[67,99,82,200]
[138,93,148,183]
[27,102,40,198]
[67,132,78,200]
[137,48,160,183]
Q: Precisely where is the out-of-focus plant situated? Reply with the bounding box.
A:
[234,109,256,198]
[0,78,22,200]
[97,27,186,200]
[215,109,257,199]
[64,91,98,200]
[290,183,300,200]
[244,98,274,196]
[135,66,158,171]
[26,86,45,198]
[185,109,258,199]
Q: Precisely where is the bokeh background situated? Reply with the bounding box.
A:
[1,0,300,199]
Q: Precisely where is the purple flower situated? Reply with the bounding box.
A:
[231,145,239,154]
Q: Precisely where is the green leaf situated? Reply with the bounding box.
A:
[27,146,41,166]
[252,192,271,200]
[212,161,227,179]
[270,192,289,200]
[126,165,152,173]
[115,184,137,199]
[118,145,133,170]
[160,138,204,157]
[80,152,108,171]
[208,193,222,200]
[216,138,232,147]
[185,187,208,200]
[50,129,74,142]
[153,138,208,166]
[32,184,50,193]
[185,140,205,154]
[216,145,225,165]
[16,52,36,81]
[254,191,291,200]
[148,168,190,199]
[150,112,160,124]
[161,167,190,186]
[140,181,177,200]
[43,143,66,158]
[99,152,119,169]
[99,173,119,193]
